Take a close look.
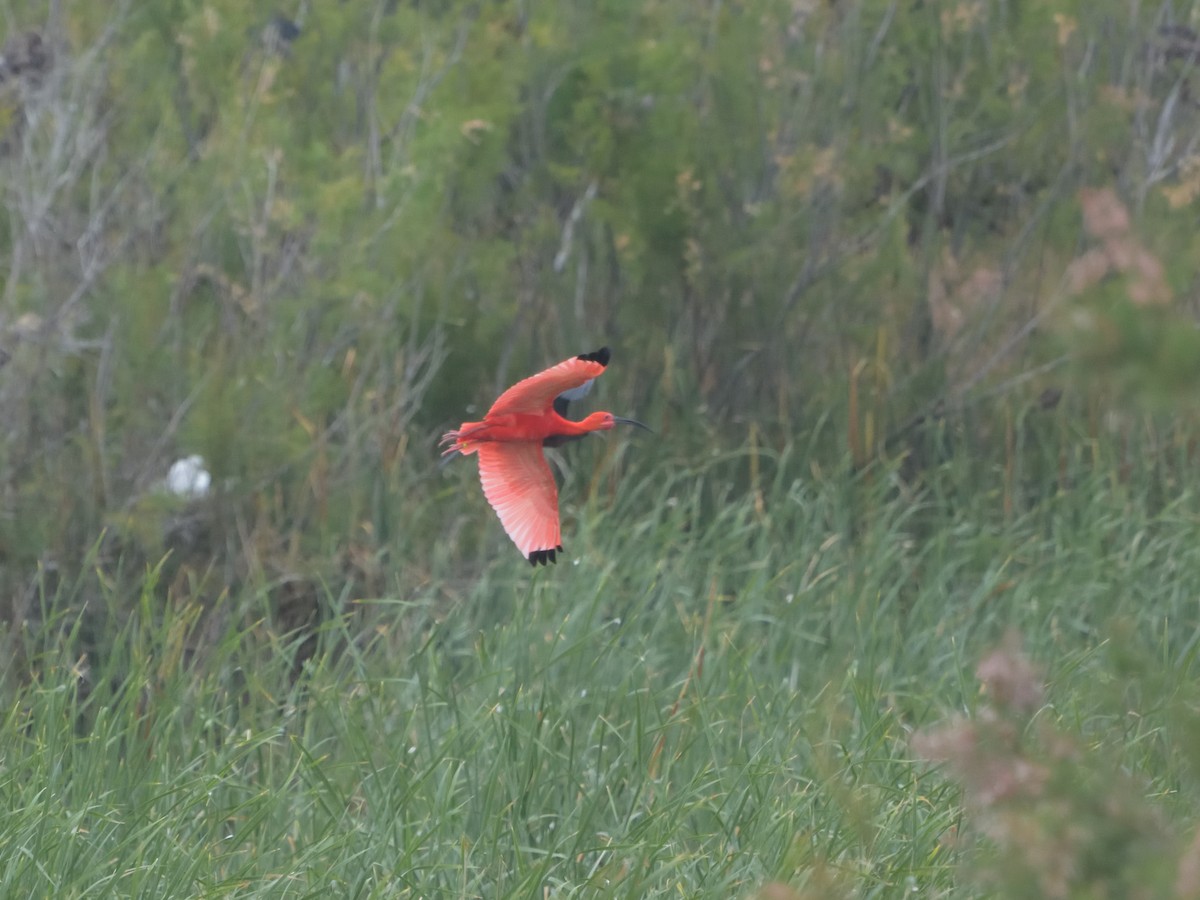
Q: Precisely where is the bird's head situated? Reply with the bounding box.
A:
[581,412,652,433]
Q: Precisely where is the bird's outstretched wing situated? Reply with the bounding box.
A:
[487,348,610,417]
[552,376,598,419]
[477,442,564,565]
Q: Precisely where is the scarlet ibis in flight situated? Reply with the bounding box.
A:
[440,347,648,566]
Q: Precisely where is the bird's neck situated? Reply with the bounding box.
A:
[555,411,611,436]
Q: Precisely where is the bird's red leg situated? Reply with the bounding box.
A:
[440,421,491,456]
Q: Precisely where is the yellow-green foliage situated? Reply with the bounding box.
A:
[3,0,1200,654]
[3,6,1200,896]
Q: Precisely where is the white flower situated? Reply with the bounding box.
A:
[166,455,211,498]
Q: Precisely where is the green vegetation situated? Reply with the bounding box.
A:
[3,0,1200,896]
[6,453,1200,896]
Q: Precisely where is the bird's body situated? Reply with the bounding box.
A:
[440,347,647,566]
[450,411,601,446]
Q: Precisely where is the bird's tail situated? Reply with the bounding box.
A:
[439,422,487,457]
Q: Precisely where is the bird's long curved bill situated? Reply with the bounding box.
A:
[613,416,652,433]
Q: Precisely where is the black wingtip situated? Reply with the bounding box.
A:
[527,546,565,566]
[577,347,610,366]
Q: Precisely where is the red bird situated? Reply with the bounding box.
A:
[440,347,648,565]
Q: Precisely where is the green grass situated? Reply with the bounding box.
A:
[6,1,1200,895]
[3,444,1199,898]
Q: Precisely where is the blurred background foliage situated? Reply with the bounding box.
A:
[2,0,1200,660]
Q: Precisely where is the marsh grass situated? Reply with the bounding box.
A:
[3,442,1199,898]
[4,1,1200,895]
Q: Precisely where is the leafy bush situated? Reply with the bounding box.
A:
[1,5,1200,893]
